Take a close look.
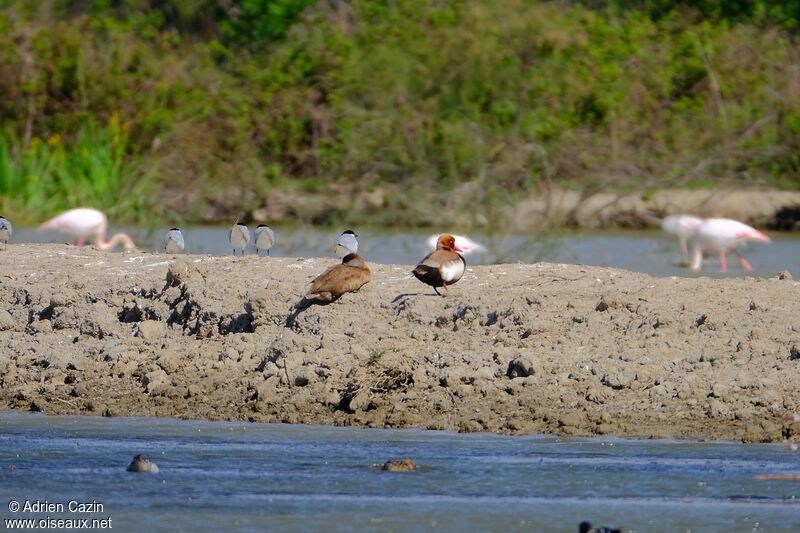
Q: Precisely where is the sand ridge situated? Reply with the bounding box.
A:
[0,244,798,442]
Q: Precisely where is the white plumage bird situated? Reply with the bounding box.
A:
[426,233,485,255]
[38,208,135,250]
[0,215,12,249]
[690,218,771,272]
[335,229,359,258]
[164,228,185,254]
[255,224,275,256]
[229,222,250,256]
[661,214,703,264]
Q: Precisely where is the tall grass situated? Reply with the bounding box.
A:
[0,114,148,222]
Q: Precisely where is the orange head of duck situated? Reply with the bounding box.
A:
[436,234,462,252]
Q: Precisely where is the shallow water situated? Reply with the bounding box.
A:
[19,226,800,278]
[0,413,798,532]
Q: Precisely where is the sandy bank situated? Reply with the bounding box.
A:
[0,245,798,442]
[511,188,800,230]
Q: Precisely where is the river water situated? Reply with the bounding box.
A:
[18,226,800,278]
[0,413,798,532]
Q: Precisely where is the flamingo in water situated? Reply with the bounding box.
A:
[38,208,136,250]
[661,214,703,264]
[690,218,770,272]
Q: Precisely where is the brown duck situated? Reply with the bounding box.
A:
[305,253,371,303]
[412,234,465,296]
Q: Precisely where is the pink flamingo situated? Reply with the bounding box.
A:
[39,208,136,250]
[690,218,770,272]
[661,214,703,263]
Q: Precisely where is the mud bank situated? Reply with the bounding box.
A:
[0,245,798,442]
[510,187,800,230]
[254,187,800,231]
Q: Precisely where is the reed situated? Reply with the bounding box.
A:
[0,114,148,223]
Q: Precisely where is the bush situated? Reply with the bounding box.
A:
[0,0,799,226]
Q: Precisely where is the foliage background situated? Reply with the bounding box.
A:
[1,0,799,227]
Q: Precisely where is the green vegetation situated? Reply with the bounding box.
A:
[0,114,148,219]
[1,0,799,227]
[368,350,383,366]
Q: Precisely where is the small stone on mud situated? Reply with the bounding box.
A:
[137,320,166,340]
[558,413,583,428]
[28,319,52,334]
[0,309,15,331]
[382,459,416,472]
[254,379,278,401]
[475,366,496,381]
[507,356,538,378]
[142,369,170,396]
[80,303,119,339]
[349,391,373,412]
[157,349,182,373]
[166,260,191,287]
[789,345,800,361]
[743,421,783,443]
[776,270,792,281]
[71,383,88,397]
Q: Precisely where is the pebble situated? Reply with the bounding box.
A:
[381,459,417,472]
[127,454,159,473]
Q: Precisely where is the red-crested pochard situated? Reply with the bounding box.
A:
[413,234,465,296]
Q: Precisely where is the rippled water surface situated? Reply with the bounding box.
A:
[18,226,800,277]
[1,413,799,532]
